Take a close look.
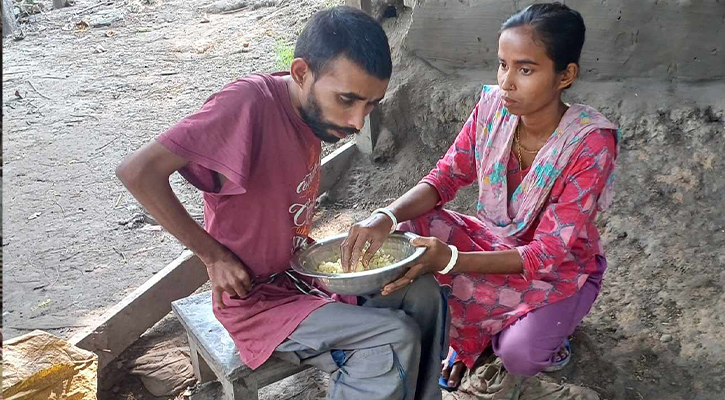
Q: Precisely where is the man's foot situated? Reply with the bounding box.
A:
[439,348,467,391]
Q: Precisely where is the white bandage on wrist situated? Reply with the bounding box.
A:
[372,208,398,233]
[440,245,459,275]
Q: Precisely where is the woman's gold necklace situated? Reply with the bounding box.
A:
[515,123,541,169]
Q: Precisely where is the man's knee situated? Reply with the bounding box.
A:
[390,313,422,346]
[406,274,442,307]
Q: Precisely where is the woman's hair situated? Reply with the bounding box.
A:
[501,2,586,73]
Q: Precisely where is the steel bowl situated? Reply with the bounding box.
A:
[290,231,426,296]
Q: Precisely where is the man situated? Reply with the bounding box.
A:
[116,6,447,400]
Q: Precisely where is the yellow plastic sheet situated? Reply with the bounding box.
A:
[2,330,97,400]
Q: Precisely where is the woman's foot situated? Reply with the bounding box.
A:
[553,344,569,362]
[543,340,571,372]
[440,348,468,391]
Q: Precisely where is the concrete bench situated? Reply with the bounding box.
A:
[172,292,309,400]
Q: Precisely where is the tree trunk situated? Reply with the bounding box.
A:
[2,0,17,37]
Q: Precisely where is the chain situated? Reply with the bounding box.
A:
[515,123,542,170]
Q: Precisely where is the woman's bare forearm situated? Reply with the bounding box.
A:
[453,250,524,274]
[386,183,441,223]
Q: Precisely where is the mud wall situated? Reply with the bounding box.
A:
[403,0,725,82]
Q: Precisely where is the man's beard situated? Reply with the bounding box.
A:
[299,89,359,143]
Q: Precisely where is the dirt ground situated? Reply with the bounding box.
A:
[2,0,348,398]
[3,1,725,400]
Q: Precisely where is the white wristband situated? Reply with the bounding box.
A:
[439,245,458,275]
[372,208,398,233]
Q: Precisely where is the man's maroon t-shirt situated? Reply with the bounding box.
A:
[158,73,338,369]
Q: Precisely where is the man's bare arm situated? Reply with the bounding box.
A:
[116,140,252,308]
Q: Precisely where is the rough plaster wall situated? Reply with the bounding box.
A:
[404,0,725,81]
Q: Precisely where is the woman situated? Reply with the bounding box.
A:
[341,2,619,390]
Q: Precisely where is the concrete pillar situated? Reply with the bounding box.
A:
[345,0,379,155]
[2,0,17,37]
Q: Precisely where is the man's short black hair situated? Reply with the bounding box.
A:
[294,6,392,80]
